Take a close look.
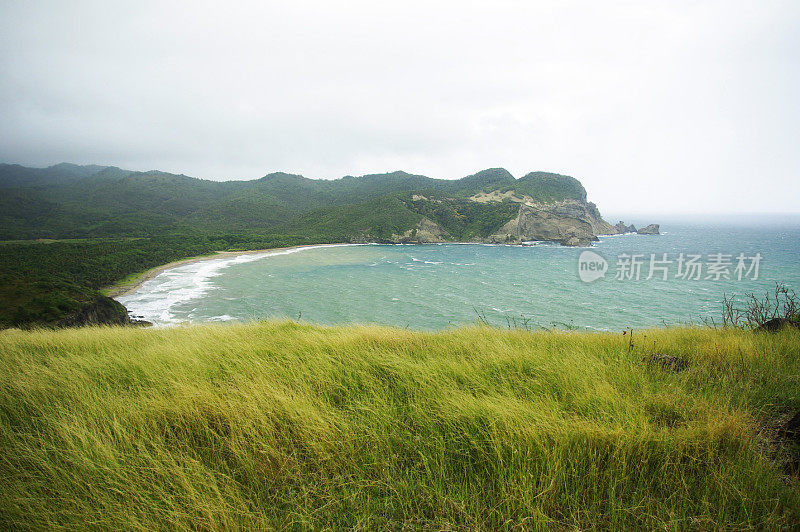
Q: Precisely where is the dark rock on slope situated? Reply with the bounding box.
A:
[55,296,150,328]
[754,317,800,333]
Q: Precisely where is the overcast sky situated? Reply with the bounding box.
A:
[1,1,798,214]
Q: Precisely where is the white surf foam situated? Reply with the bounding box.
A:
[117,244,358,326]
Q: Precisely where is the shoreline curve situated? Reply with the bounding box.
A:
[104,243,351,299]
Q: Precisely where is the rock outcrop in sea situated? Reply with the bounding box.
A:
[614,221,637,234]
[637,224,660,235]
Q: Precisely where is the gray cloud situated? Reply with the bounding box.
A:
[1,0,798,214]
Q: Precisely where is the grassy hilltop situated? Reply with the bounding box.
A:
[1,323,799,529]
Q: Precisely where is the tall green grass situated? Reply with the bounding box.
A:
[1,322,799,529]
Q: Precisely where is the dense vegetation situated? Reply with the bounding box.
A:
[0,234,320,328]
[0,163,586,241]
[405,194,522,240]
[0,163,589,327]
[276,195,424,242]
[511,172,588,203]
[1,323,798,528]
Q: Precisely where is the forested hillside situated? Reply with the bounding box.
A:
[0,164,586,241]
[0,163,593,327]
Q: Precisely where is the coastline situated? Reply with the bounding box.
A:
[104,243,350,299]
[103,238,604,301]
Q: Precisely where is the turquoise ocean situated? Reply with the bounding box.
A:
[118,219,800,331]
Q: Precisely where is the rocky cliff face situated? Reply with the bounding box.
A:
[390,217,451,243]
[485,200,616,247]
[384,197,660,247]
[477,197,661,246]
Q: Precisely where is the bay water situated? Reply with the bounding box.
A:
[118,219,800,330]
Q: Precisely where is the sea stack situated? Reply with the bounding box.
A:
[637,224,660,235]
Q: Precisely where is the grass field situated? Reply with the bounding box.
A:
[1,322,799,529]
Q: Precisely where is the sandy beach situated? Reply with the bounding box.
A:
[104,244,349,299]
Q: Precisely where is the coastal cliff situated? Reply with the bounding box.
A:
[385,184,657,247]
[383,201,658,246]
[486,199,618,246]
[379,170,660,246]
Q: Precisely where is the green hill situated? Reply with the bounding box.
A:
[0,163,589,240]
[0,162,108,188]
[515,171,588,203]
